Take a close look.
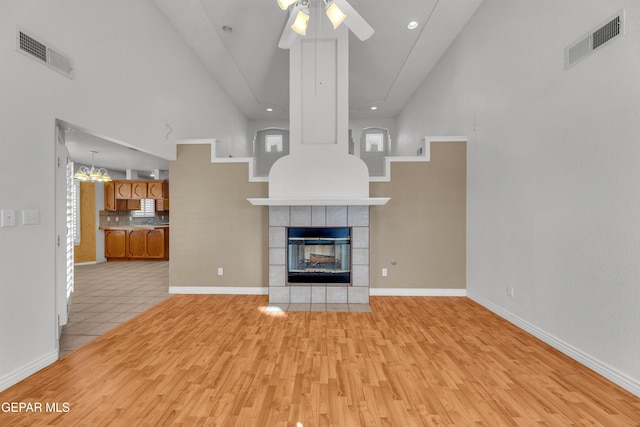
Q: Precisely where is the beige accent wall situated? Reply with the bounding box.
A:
[74,182,96,263]
[169,145,268,287]
[370,141,466,289]
[169,142,465,290]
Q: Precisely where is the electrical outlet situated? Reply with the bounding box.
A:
[382,268,388,277]
[506,287,514,298]
[217,267,224,276]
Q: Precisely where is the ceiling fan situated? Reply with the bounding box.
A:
[277,0,374,49]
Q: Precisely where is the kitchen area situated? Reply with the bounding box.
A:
[61,127,172,355]
[65,127,171,265]
[100,179,170,261]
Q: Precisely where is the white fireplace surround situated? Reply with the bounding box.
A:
[268,205,370,305]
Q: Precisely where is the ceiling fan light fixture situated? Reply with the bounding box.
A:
[291,9,309,36]
[277,0,374,47]
[325,2,347,29]
[277,0,297,10]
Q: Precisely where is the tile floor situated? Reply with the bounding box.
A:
[59,261,170,356]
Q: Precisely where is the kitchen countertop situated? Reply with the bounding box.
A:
[99,225,170,230]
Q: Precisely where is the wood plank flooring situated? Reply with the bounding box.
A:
[1,295,639,426]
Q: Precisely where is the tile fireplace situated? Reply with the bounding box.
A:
[268,206,370,305]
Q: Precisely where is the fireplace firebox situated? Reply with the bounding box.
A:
[287,227,351,284]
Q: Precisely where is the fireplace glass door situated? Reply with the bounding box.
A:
[287,227,351,284]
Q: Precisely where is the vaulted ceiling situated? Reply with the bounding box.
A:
[152,0,484,120]
[67,0,483,173]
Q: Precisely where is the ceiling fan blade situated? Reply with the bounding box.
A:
[333,0,374,41]
[278,3,302,49]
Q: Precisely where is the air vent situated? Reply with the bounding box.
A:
[15,27,74,79]
[565,10,624,69]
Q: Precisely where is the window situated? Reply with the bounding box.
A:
[65,159,74,300]
[132,199,156,218]
[73,180,80,245]
[254,128,289,176]
[265,134,283,152]
[365,133,384,152]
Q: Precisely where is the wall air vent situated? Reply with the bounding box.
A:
[565,10,624,69]
[15,27,74,79]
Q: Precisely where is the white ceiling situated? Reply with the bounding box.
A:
[66,0,483,172]
[153,0,484,120]
[64,128,169,175]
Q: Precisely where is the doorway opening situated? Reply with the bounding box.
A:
[55,120,171,355]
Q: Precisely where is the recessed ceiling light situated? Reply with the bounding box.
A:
[370,106,378,110]
[266,108,273,112]
[407,21,419,30]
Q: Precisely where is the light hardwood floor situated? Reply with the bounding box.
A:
[1,295,639,426]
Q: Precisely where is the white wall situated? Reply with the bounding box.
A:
[397,0,640,394]
[0,0,247,390]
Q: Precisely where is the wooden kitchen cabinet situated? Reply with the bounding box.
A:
[123,199,141,210]
[127,228,167,259]
[106,199,141,211]
[131,181,148,199]
[155,198,169,211]
[147,181,165,199]
[115,181,132,199]
[104,181,116,211]
[105,227,169,261]
[104,180,169,211]
[145,229,167,258]
[150,182,169,211]
[104,229,127,258]
[127,229,147,258]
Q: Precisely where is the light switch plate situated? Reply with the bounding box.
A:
[22,209,40,225]
[1,209,16,227]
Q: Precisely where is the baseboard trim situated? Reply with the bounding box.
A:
[370,288,466,297]
[467,292,640,398]
[169,286,268,295]
[0,350,58,392]
[168,287,466,297]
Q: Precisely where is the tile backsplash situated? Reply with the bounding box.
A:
[99,211,169,227]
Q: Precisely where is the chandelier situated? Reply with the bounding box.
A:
[74,151,112,182]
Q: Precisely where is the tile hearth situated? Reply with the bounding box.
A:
[268,205,370,305]
[266,303,372,313]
